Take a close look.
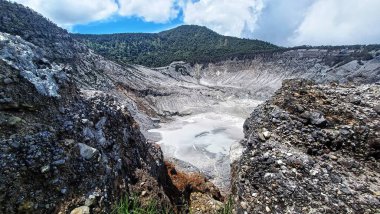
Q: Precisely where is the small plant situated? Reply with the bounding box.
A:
[113,194,173,214]
[218,197,233,214]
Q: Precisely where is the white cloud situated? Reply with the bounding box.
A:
[13,0,180,27]
[289,0,380,46]
[251,0,314,45]
[118,0,179,23]
[13,0,118,28]
[183,0,264,38]
[10,0,380,46]
[181,0,380,46]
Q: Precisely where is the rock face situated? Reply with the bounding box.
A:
[0,49,175,213]
[0,1,180,213]
[232,79,380,213]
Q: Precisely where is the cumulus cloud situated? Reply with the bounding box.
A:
[13,0,118,28]
[183,0,264,38]
[289,0,380,46]
[251,0,314,45]
[118,0,179,23]
[11,0,380,46]
[181,0,380,46]
[12,0,179,27]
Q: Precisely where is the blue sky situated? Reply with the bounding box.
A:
[72,15,182,34]
[12,0,380,46]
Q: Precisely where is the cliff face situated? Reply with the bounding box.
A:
[232,79,380,213]
[0,1,181,213]
[0,31,180,213]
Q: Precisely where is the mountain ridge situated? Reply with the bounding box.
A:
[73,25,278,67]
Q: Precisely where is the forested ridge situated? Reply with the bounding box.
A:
[73,25,279,67]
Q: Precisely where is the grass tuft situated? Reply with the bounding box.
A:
[218,197,233,214]
[113,194,173,214]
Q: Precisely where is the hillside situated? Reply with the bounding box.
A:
[0,0,86,62]
[73,25,278,67]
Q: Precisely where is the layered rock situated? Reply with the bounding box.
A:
[232,79,380,213]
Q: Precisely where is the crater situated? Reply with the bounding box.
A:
[149,100,262,192]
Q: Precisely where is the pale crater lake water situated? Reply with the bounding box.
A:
[149,100,262,191]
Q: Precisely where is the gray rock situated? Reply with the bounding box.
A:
[349,96,361,105]
[52,159,65,165]
[262,130,271,139]
[7,116,22,126]
[340,186,352,195]
[0,97,13,103]
[374,104,380,114]
[21,65,61,98]
[40,165,50,173]
[70,206,90,214]
[295,104,304,113]
[3,77,12,84]
[60,188,67,194]
[302,111,327,127]
[78,143,98,160]
[240,202,248,210]
[258,132,266,141]
[85,195,96,206]
[83,127,95,139]
[310,112,327,126]
[150,117,160,123]
[330,174,342,183]
[9,140,20,149]
[95,117,107,129]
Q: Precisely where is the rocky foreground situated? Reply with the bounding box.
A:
[0,1,183,212]
[232,79,380,213]
[0,33,183,213]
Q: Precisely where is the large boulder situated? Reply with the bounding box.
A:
[233,79,380,213]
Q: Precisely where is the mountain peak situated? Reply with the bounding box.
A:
[159,25,218,36]
[74,25,278,67]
